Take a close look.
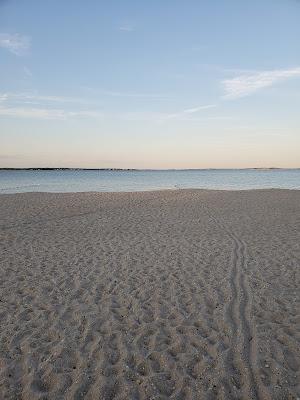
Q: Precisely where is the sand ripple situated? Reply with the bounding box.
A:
[0,190,299,399]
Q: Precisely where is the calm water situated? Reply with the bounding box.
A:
[0,169,299,193]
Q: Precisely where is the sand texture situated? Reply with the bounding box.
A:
[0,189,299,400]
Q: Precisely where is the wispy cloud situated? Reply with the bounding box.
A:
[100,89,169,99]
[0,93,8,102]
[120,105,218,122]
[0,33,30,55]
[119,110,235,124]
[0,106,103,120]
[23,67,33,78]
[0,92,102,120]
[0,107,66,119]
[80,86,170,100]
[119,111,167,122]
[118,23,134,32]
[0,91,220,122]
[2,92,93,104]
[222,67,300,99]
[182,104,217,114]
[165,104,217,120]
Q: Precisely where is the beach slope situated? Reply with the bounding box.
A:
[0,190,299,399]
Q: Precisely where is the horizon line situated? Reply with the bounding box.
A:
[0,167,299,171]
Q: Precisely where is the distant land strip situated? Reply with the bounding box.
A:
[0,167,299,171]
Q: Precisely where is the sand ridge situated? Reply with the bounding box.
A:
[0,190,299,399]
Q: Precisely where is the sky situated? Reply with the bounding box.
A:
[0,0,299,169]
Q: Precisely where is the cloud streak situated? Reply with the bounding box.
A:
[118,21,135,32]
[99,89,170,99]
[1,92,95,104]
[119,24,134,32]
[222,67,300,99]
[0,33,30,55]
[165,104,217,120]
[182,104,217,114]
[0,106,103,120]
[0,92,102,120]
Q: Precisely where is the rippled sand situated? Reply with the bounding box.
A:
[0,190,299,399]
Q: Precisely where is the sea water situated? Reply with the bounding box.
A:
[0,169,299,194]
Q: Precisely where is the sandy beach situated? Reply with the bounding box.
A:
[0,189,299,400]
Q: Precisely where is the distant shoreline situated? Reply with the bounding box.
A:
[0,167,299,171]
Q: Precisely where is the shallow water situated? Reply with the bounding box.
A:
[0,169,299,193]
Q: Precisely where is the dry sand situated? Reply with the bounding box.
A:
[0,189,299,400]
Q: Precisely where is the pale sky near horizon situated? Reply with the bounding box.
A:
[0,0,299,169]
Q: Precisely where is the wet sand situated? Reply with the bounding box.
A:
[0,190,299,399]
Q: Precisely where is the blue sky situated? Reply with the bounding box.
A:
[1,0,299,168]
